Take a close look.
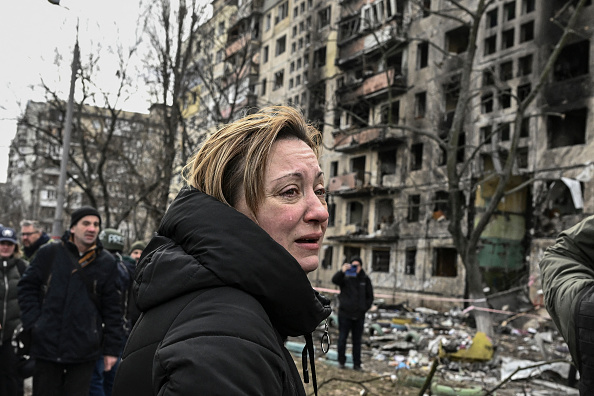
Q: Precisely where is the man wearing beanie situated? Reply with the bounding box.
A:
[128,240,146,263]
[17,206,123,396]
[331,256,374,371]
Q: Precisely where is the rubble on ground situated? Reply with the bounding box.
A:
[289,294,578,396]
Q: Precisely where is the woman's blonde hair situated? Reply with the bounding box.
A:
[183,106,322,214]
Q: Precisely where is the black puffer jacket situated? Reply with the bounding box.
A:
[332,269,374,319]
[17,234,123,363]
[113,188,332,396]
[0,256,27,345]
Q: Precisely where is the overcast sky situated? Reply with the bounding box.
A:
[0,0,149,183]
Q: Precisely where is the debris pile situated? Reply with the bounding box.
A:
[293,297,579,395]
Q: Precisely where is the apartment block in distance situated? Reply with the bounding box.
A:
[314,0,594,310]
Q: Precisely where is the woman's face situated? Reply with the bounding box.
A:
[236,138,329,273]
[0,242,15,258]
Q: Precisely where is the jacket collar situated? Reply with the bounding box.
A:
[136,187,331,337]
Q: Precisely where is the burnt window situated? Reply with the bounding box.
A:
[261,78,267,95]
[379,149,397,179]
[376,199,394,229]
[411,143,423,170]
[314,46,327,67]
[554,40,590,81]
[457,132,465,163]
[433,247,458,277]
[330,161,338,178]
[517,83,531,102]
[351,156,366,185]
[481,125,493,144]
[504,1,516,21]
[545,179,584,217]
[322,246,333,269]
[500,61,513,81]
[372,250,390,272]
[276,36,286,56]
[318,6,331,28]
[522,0,535,14]
[273,70,284,90]
[381,101,399,125]
[407,194,421,222]
[481,92,494,113]
[520,21,534,43]
[328,202,336,227]
[434,190,449,219]
[518,54,533,76]
[415,92,427,118]
[483,68,495,86]
[347,201,364,225]
[500,123,511,141]
[444,74,460,114]
[417,41,429,69]
[344,247,361,263]
[500,88,512,109]
[517,147,529,169]
[405,248,417,275]
[484,35,497,56]
[502,28,515,50]
[446,26,470,54]
[548,108,587,148]
[486,8,498,28]
[520,118,530,137]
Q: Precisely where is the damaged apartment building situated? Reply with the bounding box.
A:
[190,0,594,308]
[310,0,594,309]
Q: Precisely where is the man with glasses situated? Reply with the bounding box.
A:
[20,221,51,262]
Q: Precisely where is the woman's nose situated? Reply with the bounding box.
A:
[305,193,329,223]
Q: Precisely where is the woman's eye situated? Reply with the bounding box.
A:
[315,188,326,196]
[281,188,298,197]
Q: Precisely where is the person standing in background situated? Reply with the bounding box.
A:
[20,221,51,262]
[332,256,374,371]
[0,226,28,396]
[128,241,145,263]
[18,207,123,396]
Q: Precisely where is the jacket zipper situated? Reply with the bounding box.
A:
[1,260,7,346]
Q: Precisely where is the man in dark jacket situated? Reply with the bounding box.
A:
[17,207,123,396]
[332,256,374,370]
[20,220,51,262]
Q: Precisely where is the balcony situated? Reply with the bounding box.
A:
[327,222,398,243]
[332,125,405,152]
[327,171,400,198]
[338,68,406,103]
[226,32,260,57]
[544,74,590,107]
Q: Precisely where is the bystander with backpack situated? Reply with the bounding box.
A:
[0,226,28,396]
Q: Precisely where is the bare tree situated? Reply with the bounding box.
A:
[139,0,209,220]
[11,27,166,242]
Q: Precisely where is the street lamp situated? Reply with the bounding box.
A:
[49,0,80,237]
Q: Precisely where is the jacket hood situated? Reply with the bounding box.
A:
[135,187,331,337]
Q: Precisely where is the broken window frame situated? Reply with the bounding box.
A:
[547,108,587,148]
[405,248,416,275]
[372,249,390,273]
[433,247,458,277]
[410,143,423,171]
[407,194,421,223]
